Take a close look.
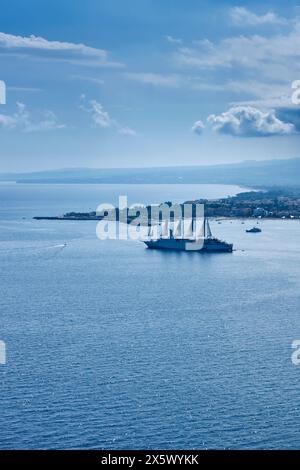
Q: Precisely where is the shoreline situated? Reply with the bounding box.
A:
[33,188,300,222]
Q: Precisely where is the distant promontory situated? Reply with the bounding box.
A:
[1,157,300,188]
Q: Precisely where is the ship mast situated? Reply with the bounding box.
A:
[205,218,212,238]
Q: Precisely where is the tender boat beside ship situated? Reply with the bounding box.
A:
[246,227,262,233]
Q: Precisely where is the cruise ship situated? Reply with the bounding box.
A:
[144,218,233,253]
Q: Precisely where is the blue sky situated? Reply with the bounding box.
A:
[0,0,300,171]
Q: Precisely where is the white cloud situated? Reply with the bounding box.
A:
[0,102,65,132]
[80,97,137,136]
[8,86,43,93]
[70,75,104,85]
[84,100,114,128]
[123,72,182,88]
[231,94,294,110]
[0,32,104,55]
[123,72,290,103]
[230,7,286,27]
[0,80,5,104]
[224,80,295,109]
[192,120,205,135]
[174,21,300,82]
[118,127,137,136]
[207,106,295,137]
[0,114,15,128]
[0,32,122,67]
[165,35,182,45]
[231,80,290,97]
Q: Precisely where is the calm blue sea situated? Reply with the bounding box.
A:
[0,183,300,450]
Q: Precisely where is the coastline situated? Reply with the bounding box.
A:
[32,188,300,222]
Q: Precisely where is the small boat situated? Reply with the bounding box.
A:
[246,227,262,233]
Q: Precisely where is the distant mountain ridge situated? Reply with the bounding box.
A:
[1,158,300,188]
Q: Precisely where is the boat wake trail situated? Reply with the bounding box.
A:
[47,244,67,249]
[0,243,67,257]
